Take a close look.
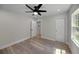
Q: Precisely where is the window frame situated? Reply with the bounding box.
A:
[71,8,79,47]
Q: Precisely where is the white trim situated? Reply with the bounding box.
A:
[41,36,55,41]
[71,8,79,48]
[0,37,30,49]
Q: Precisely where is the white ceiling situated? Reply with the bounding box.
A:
[0,4,71,18]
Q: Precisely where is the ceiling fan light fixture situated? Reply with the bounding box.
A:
[25,4,47,16]
[33,12,38,15]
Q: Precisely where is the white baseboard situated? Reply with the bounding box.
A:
[0,37,30,49]
[41,36,55,41]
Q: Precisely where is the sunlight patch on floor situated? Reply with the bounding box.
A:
[55,48,66,54]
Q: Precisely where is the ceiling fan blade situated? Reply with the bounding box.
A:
[38,10,47,12]
[25,11,33,13]
[37,4,42,9]
[38,12,41,16]
[25,4,34,11]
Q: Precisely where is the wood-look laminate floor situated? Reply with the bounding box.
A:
[0,38,71,54]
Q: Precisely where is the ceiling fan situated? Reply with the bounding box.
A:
[25,4,47,16]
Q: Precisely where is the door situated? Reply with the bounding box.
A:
[56,18,64,42]
[31,20,37,37]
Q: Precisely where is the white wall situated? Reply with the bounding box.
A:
[67,4,79,53]
[0,10,32,49]
[41,13,67,42]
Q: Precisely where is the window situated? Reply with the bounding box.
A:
[71,8,79,47]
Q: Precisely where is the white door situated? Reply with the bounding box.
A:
[31,20,37,37]
[56,18,64,42]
